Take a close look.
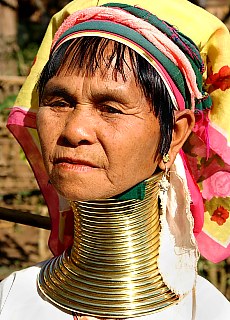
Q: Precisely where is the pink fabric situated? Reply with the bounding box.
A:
[196,231,230,263]
[52,6,201,108]
[180,150,204,236]
[7,107,36,128]
[193,111,230,165]
[7,109,63,255]
[6,5,230,262]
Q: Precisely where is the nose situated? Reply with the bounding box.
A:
[59,107,98,147]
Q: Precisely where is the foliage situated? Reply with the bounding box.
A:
[16,20,44,75]
[198,256,230,300]
[0,94,17,117]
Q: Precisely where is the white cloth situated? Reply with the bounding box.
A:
[0,263,229,320]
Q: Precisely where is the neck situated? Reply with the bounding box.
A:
[38,172,179,318]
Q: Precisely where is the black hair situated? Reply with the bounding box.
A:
[38,37,175,155]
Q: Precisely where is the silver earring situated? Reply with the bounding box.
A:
[159,156,170,215]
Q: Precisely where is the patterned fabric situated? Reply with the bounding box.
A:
[52,5,207,110]
[7,0,230,262]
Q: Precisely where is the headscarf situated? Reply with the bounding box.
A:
[7,0,230,263]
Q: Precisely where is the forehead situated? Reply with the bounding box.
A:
[38,36,156,107]
[43,68,145,109]
[42,42,149,111]
[53,37,137,80]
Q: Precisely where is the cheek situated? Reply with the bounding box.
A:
[132,127,160,172]
[36,111,58,162]
[128,121,159,158]
[106,122,160,176]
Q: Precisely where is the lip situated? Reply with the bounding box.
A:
[53,157,98,172]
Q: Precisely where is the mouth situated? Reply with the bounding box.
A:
[53,157,98,173]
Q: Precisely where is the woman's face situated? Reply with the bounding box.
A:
[37,52,161,200]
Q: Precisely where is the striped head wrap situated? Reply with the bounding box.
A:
[7,0,230,266]
[51,4,211,112]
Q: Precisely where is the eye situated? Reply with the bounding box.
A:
[40,96,73,110]
[50,100,71,109]
[99,104,123,115]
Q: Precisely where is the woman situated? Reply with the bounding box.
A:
[1,0,230,319]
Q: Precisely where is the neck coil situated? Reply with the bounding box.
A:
[38,172,179,317]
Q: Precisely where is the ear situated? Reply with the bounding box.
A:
[158,109,195,170]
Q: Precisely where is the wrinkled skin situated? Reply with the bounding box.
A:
[37,54,161,201]
[37,44,195,201]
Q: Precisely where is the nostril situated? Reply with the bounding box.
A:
[57,136,72,147]
[77,139,91,145]
[57,136,91,147]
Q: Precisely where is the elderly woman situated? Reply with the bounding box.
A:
[0,0,230,319]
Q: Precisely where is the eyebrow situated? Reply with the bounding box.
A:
[43,84,73,98]
[91,91,128,104]
[42,82,130,105]
[41,84,77,104]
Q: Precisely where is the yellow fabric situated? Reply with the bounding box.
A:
[16,0,230,140]
[10,0,230,262]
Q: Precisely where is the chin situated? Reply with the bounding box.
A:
[52,176,146,201]
[55,186,115,202]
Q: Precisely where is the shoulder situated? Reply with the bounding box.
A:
[0,263,42,313]
[1,260,45,287]
[0,263,41,296]
[0,261,72,320]
[195,275,230,320]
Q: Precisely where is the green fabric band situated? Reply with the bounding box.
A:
[103,3,212,110]
[54,4,212,111]
[55,20,188,105]
[114,180,146,200]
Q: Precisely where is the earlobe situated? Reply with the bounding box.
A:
[158,109,195,170]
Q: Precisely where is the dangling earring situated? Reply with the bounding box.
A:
[162,153,170,164]
[159,154,170,215]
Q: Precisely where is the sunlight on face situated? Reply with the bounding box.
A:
[37,47,161,200]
